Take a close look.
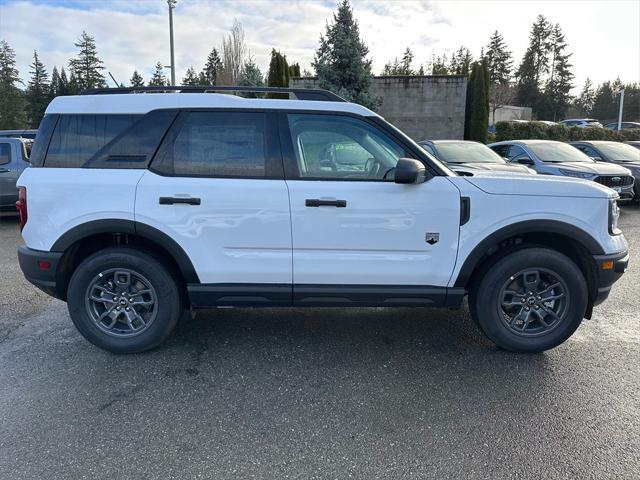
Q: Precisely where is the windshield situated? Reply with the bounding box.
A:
[529,142,594,163]
[435,142,506,164]
[595,142,640,162]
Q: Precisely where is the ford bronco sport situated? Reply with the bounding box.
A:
[16,86,629,353]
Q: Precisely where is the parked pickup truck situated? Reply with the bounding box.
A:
[0,137,31,212]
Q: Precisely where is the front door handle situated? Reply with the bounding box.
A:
[0,168,10,173]
[305,199,347,208]
[159,196,201,205]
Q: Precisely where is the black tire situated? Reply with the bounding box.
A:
[67,247,183,353]
[470,247,588,353]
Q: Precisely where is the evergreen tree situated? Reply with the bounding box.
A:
[267,49,289,87]
[449,47,473,75]
[25,50,50,128]
[575,78,595,115]
[464,60,490,142]
[288,63,301,78]
[485,31,512,84]
[62,68,79,95]
[313,0,380,109]
[199,48,223,85]
[68,31,106,90]
[591,81,618,120]
[49,66,61,98]
[238,59,264,97]
[0,40,26,129]
[148,62,167,86]
[429,53,449,75]
[541,23,574,120]
[130,70,145,87]
[516,15,552,113]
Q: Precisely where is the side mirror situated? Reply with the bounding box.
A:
[517,158,534,166]
[394,158,426,184]
[590,156,603,162]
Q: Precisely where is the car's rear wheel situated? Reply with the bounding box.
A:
[470,247,588,353]
[67,248,182,353]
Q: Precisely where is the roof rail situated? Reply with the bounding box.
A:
[79,85,347,102]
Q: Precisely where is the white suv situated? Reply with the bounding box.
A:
[16,86,629,354]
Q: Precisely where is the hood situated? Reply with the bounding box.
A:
[463,174,616,199]
[550,161,632,176]
[452,162,534,174]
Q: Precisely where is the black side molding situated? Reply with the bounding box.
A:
[460,197,471,226]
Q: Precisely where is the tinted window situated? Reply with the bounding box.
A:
[594,142,640,162]
[0,143,10,165]
[490,145,509,158]
[529,142,594,163]
[29,114,58,167]
[85,110,177,169]
[170,112,267,177]
[420,143,436,156]
[287,114,408,180]
[574,145,600,159]
[46,114,140,167]
[434,142,505,164]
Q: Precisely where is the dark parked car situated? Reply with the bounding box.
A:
[571,141,640,203]
[0,129,38,140]
[488,140,636,202]
[418,140,535,176]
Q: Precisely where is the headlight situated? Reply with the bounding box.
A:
[559,169,592,179]
[609,199,621,235]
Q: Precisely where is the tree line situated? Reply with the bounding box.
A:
[0,1,637,136]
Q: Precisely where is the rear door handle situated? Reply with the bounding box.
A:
[305,199,347,208]
[0,168,10,173]
[159,196,201,205]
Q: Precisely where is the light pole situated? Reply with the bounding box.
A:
[616,88,625,131]
[168,0,176,86]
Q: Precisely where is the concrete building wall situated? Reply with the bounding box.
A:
[290,75,467,141]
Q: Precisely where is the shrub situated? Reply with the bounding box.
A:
[494,121,640,142]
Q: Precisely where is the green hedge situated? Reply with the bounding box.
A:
[494,121,640,142]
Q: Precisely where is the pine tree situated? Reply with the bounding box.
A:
[485,31,513,84]
[575,78,595,116]
[516,15,552,113]
[25,50,50,128]
[541,23,574,120]
[130,70,145,87]
[313,0,380,109]
[199,48,223,85]
[49,66,61,98]
[62,68,78,95]
[0,40,26,129]
[449,47,473,75]
[592,81,618,120]
[69,31,106,90]
[148,62,167,86]
[429,53,449,75]
[267,49,289,87]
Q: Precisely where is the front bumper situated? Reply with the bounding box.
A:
[592,249,629,306]
[17,245,65,300]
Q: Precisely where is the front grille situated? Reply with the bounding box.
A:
[594,175,635,187]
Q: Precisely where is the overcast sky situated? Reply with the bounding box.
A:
[0,0,638,92]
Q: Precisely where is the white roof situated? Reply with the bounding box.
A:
[45,93,378,117]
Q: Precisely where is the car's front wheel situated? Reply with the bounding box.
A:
[471,247,588,353]
[67,248,182,353]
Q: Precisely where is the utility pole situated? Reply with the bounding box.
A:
[168,0,176,86]
[617,88,625,131]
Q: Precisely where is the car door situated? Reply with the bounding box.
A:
[280,112,461,304]
[135,110,292,303]
[0,142,18,208]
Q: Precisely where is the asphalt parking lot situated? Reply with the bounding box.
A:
[0,207,638,480]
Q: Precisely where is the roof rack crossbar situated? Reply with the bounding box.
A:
[80,85,346,102]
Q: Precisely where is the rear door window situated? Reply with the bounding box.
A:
[164,111,272,178]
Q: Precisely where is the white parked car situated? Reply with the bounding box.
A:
[559,118,604,129]
[17,86,629,354]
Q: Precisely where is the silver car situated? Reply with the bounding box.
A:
[0,138,32,212]
[488,140,635,201]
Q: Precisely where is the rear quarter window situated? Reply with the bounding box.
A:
[0,143,10,165]
[45,114,141,168]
